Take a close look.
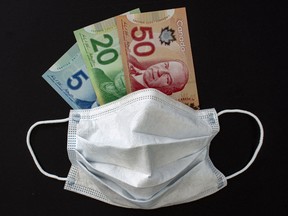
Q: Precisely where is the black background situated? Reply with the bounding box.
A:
[1,0,287,215]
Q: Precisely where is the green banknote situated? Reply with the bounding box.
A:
[42,43,98,109]
[74,8,140,105]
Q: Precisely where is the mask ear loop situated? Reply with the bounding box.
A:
[217,109,264,180]
[26,118,69,181]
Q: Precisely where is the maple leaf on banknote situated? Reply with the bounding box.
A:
[159,26,176,45]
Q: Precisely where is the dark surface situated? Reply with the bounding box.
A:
[1,0,287,215]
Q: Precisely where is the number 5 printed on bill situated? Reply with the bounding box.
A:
[42,43,98,109]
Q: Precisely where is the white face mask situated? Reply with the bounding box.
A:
[26,89,264,209]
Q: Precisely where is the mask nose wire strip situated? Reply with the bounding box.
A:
[217,109,264,180]
[26,118,69,181]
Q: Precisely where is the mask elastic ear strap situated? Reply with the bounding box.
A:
[217,109,264,180]
[26,118,69,181]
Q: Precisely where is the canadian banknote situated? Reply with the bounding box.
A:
[42,43,98,109]
[116,7,199,108]
[74,9,140,105]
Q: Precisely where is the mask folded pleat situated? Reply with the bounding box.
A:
[75,147,207,202]
[76,135,212,177]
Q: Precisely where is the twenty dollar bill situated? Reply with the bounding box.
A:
[42,43,98,109]
[74,9,140,105]
[116,8,199,108]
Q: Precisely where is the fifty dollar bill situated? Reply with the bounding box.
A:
[42,43,98,109]
[74,9,140,105]
[116,7,199,108]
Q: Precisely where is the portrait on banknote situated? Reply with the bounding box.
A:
[128,55,189,95]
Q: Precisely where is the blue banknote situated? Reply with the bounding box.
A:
[42,43,99,109]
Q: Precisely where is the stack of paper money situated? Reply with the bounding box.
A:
[43,7,199,109]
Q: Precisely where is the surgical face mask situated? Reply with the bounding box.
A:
[26,89,264,209]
